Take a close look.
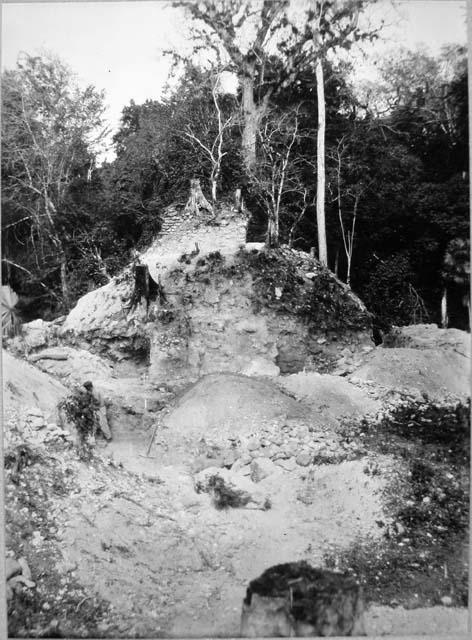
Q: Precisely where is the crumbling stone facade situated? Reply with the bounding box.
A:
[141,203,249,284]
[60,200,373,384]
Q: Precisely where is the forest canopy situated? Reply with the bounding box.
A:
[1,1,469,329]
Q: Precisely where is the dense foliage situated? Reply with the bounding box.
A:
[326,397,470,607]
[59,389,98,459]
[1,24,468,328]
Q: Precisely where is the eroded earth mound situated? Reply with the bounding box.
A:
[3,210,470,639]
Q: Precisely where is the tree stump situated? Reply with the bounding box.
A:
[185,178,213,217]
[240,561,366,637]
[234,187,242,212]
[128,263,163,312]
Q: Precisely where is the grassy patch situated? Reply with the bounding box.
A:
[5,444,116,638]
[326,398,470,607]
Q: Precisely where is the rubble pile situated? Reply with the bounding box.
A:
[4,407,73,451]
[192,419,356,477]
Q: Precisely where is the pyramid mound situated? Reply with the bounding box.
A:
[57,203,372,384]
[166,374,304,437]
[163,373,308,438]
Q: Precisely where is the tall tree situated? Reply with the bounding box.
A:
[304,0,378,265]
[1,53,106,309]
[177,0,378,265]
[249,104,308,246]
[176,0,288,171]
[177,66,237,205]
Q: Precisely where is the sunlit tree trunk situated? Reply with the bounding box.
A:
[240,63,271,172]
[241,72,259,171]
[59,254,70,310]
[316,57,328,266]
[441,287,448,328]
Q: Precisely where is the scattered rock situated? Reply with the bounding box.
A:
[22,319,50,349]
[296,452,312,467]
[232,455,252,472]
[247,438,260,451]
[250,458,276,483]
[282,442,298,457]
[26,408,44,418]
[275,457,297,472]
[28,417,46,430]
[238,464,252,477]
[222,450,238,468]
[242,358,280,377]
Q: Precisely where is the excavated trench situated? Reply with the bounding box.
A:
[4,337,469,637]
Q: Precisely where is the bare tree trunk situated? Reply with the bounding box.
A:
[241,72,259,171]
[60,253,70,311]
[240,61,272,172]
[316,57,328,266]
[346,195,359,287]
[288,205,307,250]
[96,259,111,283]
[44,195,71,309]
[266,216,278,248]
[441,287,448,328]
[234,188,243,212]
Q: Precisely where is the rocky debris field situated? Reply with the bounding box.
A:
[3,321,470,638]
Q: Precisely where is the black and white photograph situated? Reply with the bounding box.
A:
[1,0,470,637]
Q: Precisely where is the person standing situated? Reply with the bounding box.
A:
[83,381,113,441]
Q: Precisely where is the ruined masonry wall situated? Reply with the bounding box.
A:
[61,202,373,383]
[148,274,283,385]
[141,205,249,283]
[145,206,373,386]
[62,204,248,336]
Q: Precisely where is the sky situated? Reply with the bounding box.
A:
[1,0,467,158]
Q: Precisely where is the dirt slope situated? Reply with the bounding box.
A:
[277,371,381,421]
[4,321,469,637]
[3,349,68,420]
[53,458,391,638]
[164,373,307,435]
[351,347,470,400]
[384,323,470,357]
[25,346,113,385]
